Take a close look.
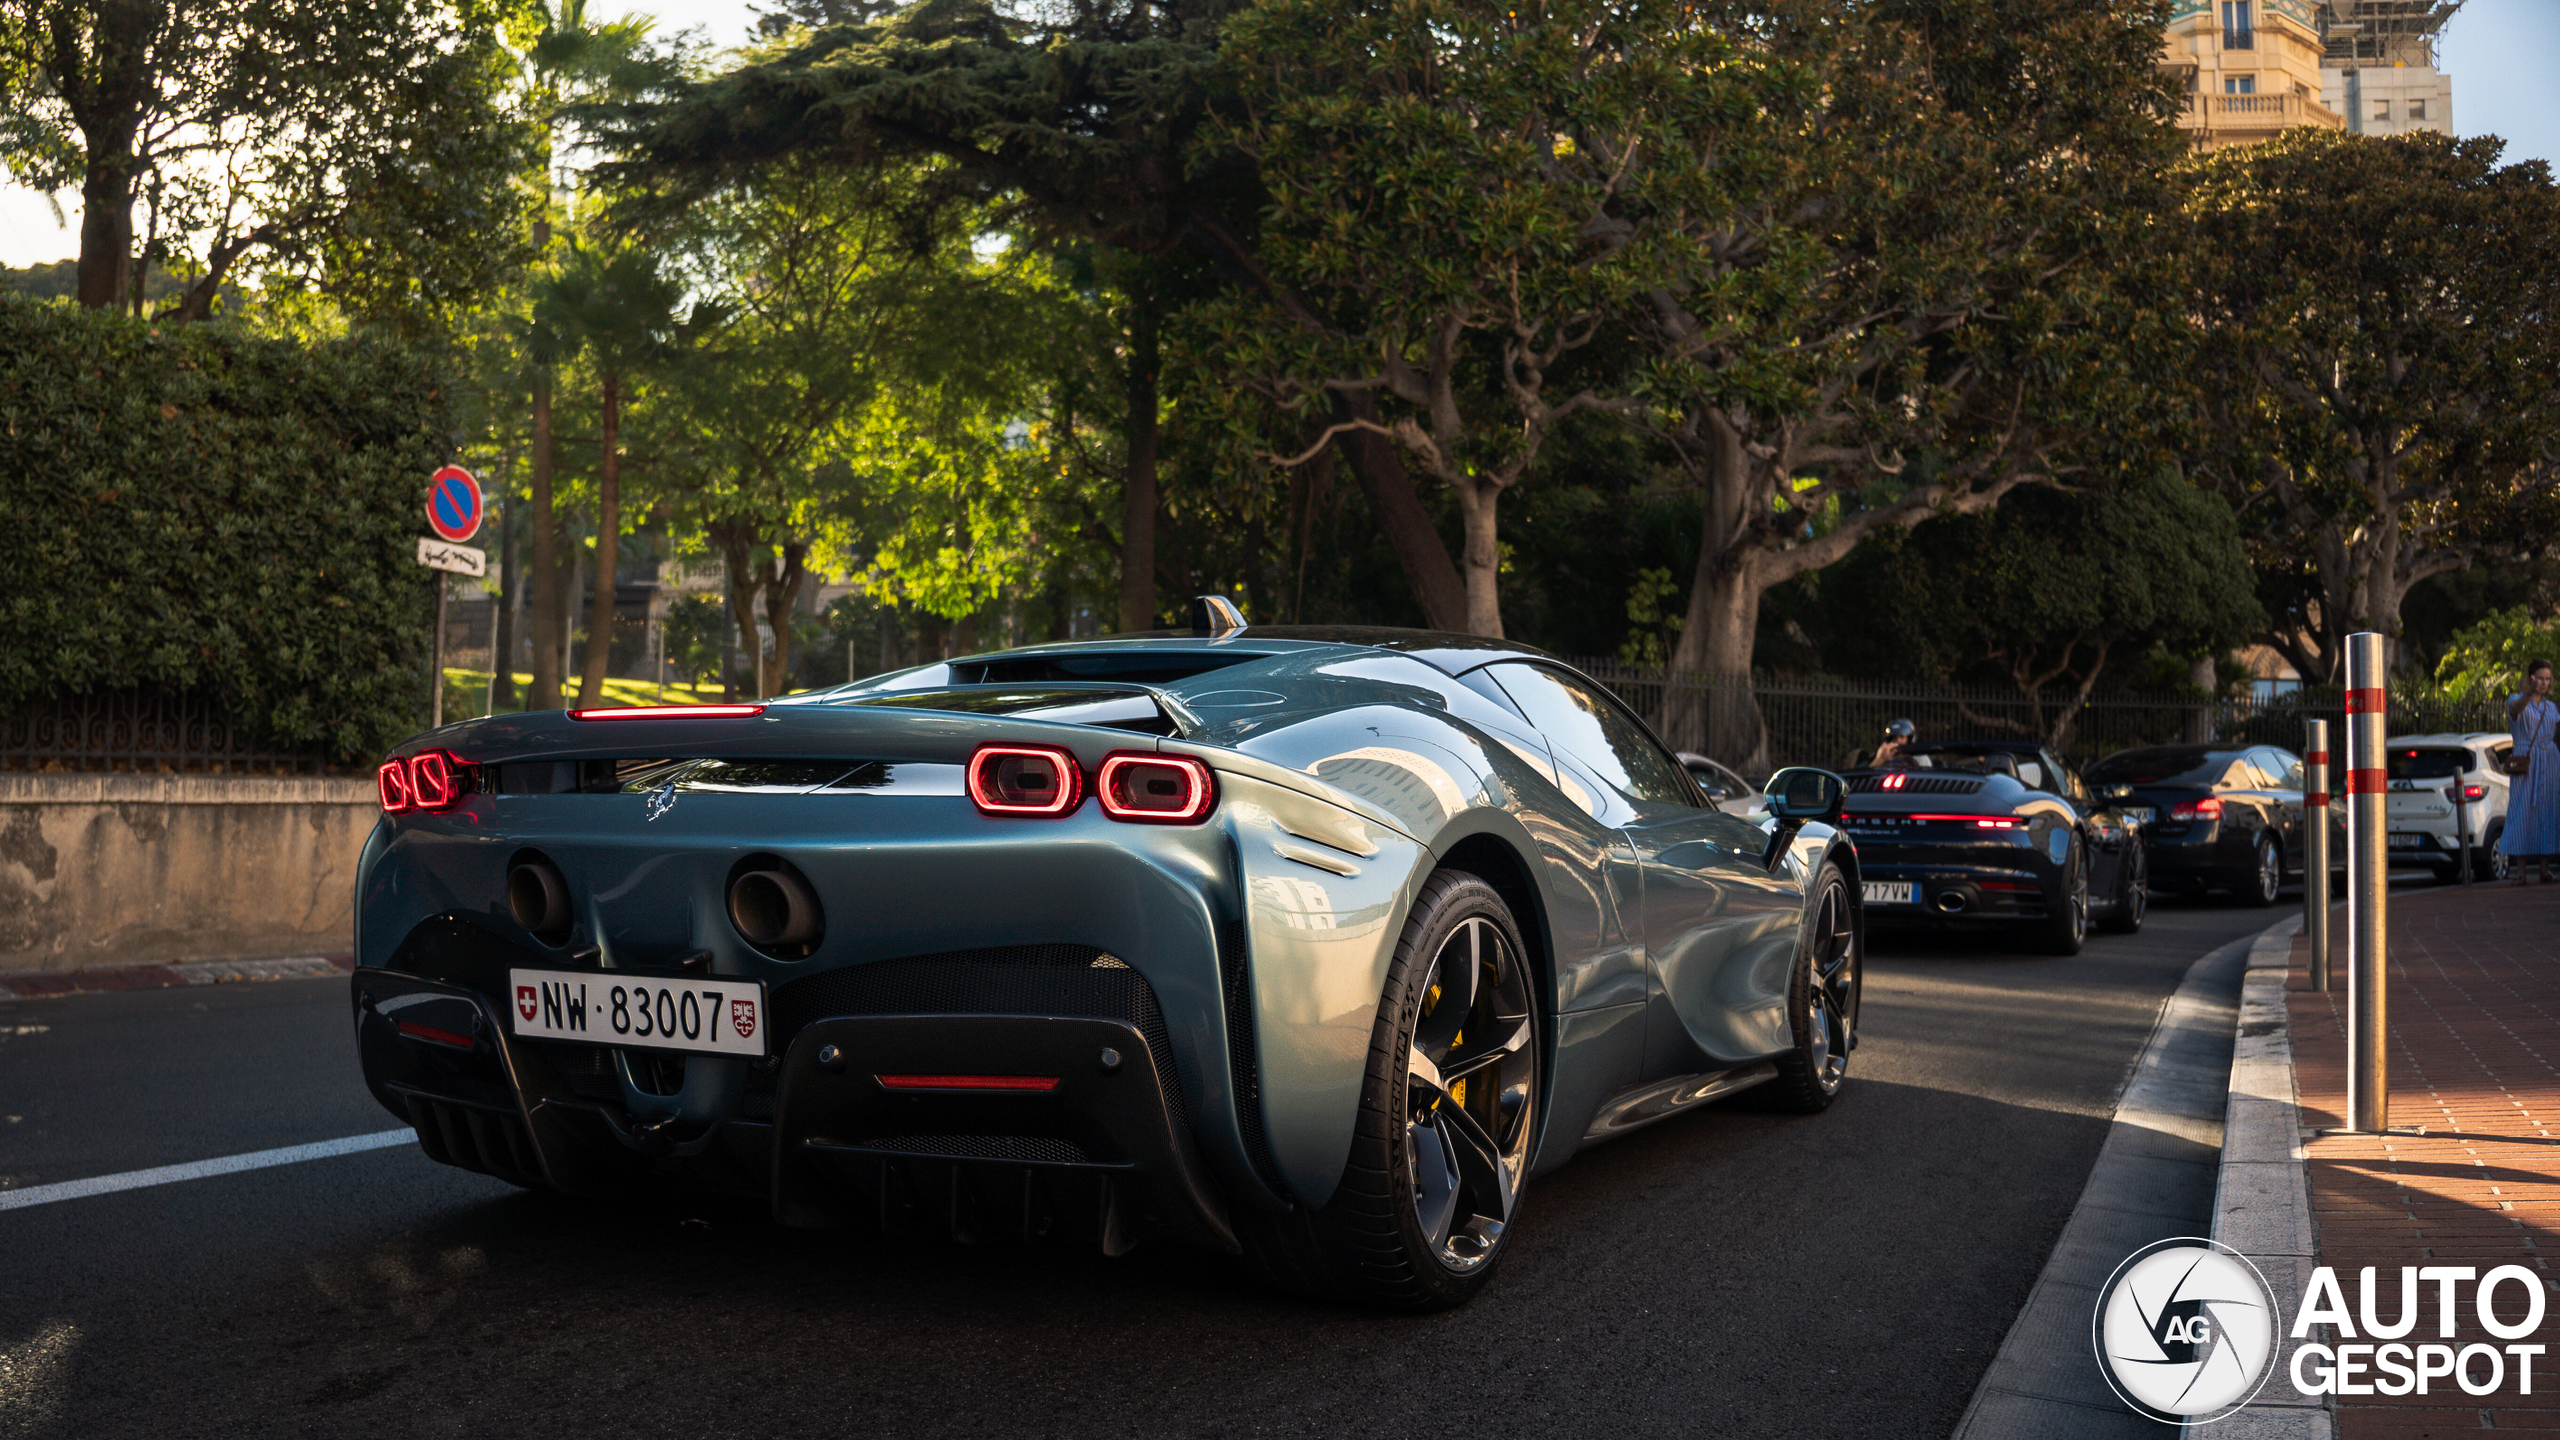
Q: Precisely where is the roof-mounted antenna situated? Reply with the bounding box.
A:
[1189,595,1246,638]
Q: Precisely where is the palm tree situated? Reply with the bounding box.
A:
[530,240,680,706]
[513,0,656,710]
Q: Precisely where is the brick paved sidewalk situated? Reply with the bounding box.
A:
[2293,883,2560,1437]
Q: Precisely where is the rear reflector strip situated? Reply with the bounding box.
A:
[874,1074,1062,1093]
[569,704,766,721]
[396,1020,474,1049]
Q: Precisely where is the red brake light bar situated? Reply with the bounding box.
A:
[874,1074,1062,1092]
[569,704,766,721]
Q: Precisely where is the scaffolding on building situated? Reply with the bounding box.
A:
[2319,0,2464,68]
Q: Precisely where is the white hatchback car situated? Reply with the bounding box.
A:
[2386,732,2515,882]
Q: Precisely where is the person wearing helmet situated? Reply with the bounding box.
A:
[1872,718,1917,769]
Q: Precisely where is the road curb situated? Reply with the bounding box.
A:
[1953,925,2263,1440]
[0,954,353,998]
[2198,915,2331,1439]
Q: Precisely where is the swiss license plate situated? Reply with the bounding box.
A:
[2123,807,2155,827]
[1862,881,1916,906]
[507,968,767,1057]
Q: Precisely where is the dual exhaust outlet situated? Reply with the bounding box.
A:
[506,855,824,956]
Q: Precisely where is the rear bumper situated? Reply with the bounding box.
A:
[352,964,1239,1254]
[1854,862,2055,923]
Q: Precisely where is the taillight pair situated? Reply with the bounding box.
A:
[2169,796,2224,821]
[965,745,1215,824]
[378,749,470,814]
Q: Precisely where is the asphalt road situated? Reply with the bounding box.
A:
[0,893,2316,1440]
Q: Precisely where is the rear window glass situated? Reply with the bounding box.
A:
[2085,750,2237,787]
[2386,748,2471,781]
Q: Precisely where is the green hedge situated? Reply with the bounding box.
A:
[0,300,449,762]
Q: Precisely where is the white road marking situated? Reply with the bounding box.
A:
[0,1129,416,1212]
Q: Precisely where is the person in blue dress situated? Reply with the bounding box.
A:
[2505,659,2558,885]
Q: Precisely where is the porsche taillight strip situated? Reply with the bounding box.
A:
[874,1074,1061,1092]
[1862,812,2024,829]
[569,704,766,720]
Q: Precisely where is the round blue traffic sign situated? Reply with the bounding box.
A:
[427,466,483,543]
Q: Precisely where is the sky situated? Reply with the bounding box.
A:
[0,0,2553,270]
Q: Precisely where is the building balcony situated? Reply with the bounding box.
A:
[2173,90,2346,147]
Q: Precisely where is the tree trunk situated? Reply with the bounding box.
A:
[526,374,561,710]
[68,2,153,313]
[1663,556,1769,773]
[1451,477,1504,638]
[758,543,810,696]
[1118,295,1159,633]
[577,371,622,706]
[488,480,516,713]
[716,533,767,700]
[1331,392,1467,633]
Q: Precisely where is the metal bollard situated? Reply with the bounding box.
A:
[2344,633,2390,1133]
[2452,772,2473,886]
[2304,718,2331,992]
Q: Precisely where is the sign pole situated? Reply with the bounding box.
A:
[432,571,448,730]
[2344,632,2390,1133]
[2304,717,2331,992]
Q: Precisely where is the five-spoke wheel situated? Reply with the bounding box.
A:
[1769,862,1860,1111]
[1403,913,1537,1272]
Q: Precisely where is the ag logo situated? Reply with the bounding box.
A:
[2094,1237,2278,1424]
[644,780,678,822]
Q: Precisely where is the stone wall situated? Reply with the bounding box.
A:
[0,773,376,973]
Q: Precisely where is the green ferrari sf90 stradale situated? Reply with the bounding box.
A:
[351,606,1861,1308]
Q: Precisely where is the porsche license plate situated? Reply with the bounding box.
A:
[507,968,767,1058]
[1862,881,1916,906]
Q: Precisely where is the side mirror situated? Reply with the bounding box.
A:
[1764,766,1847,824]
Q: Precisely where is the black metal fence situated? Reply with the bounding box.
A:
[0,691,337,774]
[1565,659,2514,777]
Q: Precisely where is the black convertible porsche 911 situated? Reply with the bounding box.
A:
[1837,740,2147,955]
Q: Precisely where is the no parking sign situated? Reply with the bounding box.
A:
[426,466,483,543]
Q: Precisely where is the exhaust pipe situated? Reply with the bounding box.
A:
[1933,890,1970,914]
[729,865,824,952]
[508,858,573,944]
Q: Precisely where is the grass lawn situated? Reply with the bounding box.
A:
[435,670,727,722]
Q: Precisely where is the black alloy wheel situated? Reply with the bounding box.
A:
[2029,837,2089,955]
[1767,862,1859,1112]
[2240,833,2282,908]
[2101,838,2148,934]
[1235,869,1539,1309]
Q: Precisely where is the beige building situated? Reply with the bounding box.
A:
[2163,0,2345,149]
[2162,0,2463,150]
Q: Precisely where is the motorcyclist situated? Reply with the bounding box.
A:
[1871,718,1917,769]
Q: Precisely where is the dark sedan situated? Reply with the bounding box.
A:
[2081,744,2316,906]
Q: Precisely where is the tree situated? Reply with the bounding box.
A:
[1207,0,1808,638]
[2176,129,2560,681]
[1616,0,2187,766]
[644,156,1046,696]
[0,0,532,321]
[1813,469,2263,747]
[598,0,1476,632]
[510,0,661,712]
[528,239,678,706]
